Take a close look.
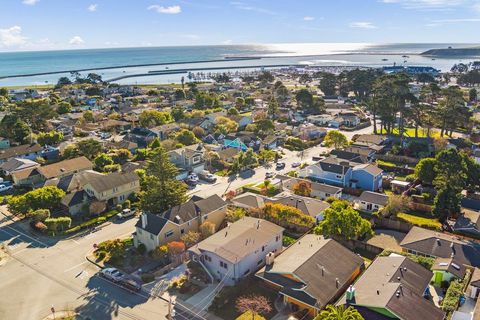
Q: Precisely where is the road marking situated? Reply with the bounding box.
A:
[64,260,88,273]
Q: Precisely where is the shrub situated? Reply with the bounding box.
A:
[28,209,50,223]
[442,280,463,313]
[325,196,337,204]
[282,235,296,247]
[115,204,123,212]
[141,273,155,283]
[397,212,442,231]
[123,200,131,209]
[137,243,146,255]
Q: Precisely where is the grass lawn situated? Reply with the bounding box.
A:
[214,170,229,177]
[210,277,278,320]
[397,212,442,231]
[379,127,440,138]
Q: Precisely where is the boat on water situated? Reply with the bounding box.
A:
[402,55,410,58]
[382,58,388,61]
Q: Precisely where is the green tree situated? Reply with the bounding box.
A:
[314,200,374,240]
[57,101,72,114]
[295,89,314,110]
[323,130,348,149]
[228,107,239,115]
[8,186,65,216]
[267,96,279,118]
[76,138,103,160]
[83,110,94,123]
[240,148,258,169]
[140,147,187,213]
[314,305,364,320]
[414,158,436,185]
[37,131,64,146]
[94,153,114,172]
[176,129,199,146]
[318,72,337,96]
[171,107,185,121]
[469,88,477,102]
[13,120,32,144]
[110,148,132,165]
[139,110,173,128]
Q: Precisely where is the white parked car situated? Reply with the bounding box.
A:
[117,208,135,220]
[0,184,13,193]
[187,173,199,182]
[99,268,125,282]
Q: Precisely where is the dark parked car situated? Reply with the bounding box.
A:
[275,162,286,170]
[119,278,141,292]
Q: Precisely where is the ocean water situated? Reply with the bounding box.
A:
[0,43,479,87]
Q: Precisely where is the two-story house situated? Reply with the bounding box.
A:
[168,144,205,179]
[133,194,228,251]
[188,217,284,285]
[83,171,140,207]
[256,235,364,317]
[299,155,383,192]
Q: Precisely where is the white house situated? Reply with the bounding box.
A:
[188,217,284,285]
[355,191,389,212]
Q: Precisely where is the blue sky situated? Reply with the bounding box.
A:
[1,0,480,51]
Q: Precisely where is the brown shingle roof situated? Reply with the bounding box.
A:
[0,144,42,160]
[37,156,92,179]
[193,217,283,264]
[86,171,139,192]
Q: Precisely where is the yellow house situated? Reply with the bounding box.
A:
[256,235,364,317]
[83,171,140,207]
[134,194,228,251]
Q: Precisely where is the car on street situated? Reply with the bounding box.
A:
[275,162,286,170]
[0,183,13,193]
[291,162,301,168]
[119,278,141,292]
[198,170,217,183]
[187,173,199,182]
[265,172,275,179]
[117,208,135,220]
[99,268,125,282]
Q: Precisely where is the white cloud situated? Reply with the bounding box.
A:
[69,36,85,45]
[380,0,465,10]
[303,16,315,21]
[22,0,39,5]
[223,39,233,45]
[349,21,378,29]
[0,26,27,47]
[147,5,182,14]
[230,2,277,15]
[88,4,98,12]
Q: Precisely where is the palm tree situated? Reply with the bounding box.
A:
[314,305,364,320]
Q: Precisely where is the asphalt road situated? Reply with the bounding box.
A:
[0,212,206,320]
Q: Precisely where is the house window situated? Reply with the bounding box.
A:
[165,230,174,238]
[180,229,185,234]
[193,156,201,164]
[220,261,228,269]
[204,255,212,262]
[336,175,342,179]
[275,235,279,242]
[326,193,330,197]
[113,187,118,193]
[119,195,125,201]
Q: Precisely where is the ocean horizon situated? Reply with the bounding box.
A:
[1,42,479,87]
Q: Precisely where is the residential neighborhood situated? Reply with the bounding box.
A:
[1,53,480,320]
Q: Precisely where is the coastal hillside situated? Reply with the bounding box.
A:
[422,47,480,57]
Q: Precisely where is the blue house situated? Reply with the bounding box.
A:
[299,156,383,192]
[224,138,248,151]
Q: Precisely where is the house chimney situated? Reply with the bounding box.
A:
[141,213,147,229]
[346,286,356,301]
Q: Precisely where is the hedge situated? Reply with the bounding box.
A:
[396,212,442,231]
[442,280,463,313]
[64,210,119,234]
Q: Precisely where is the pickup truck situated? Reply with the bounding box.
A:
[117,208,135,220]
[198,170,217,183]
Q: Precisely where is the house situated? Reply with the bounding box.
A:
[342,255,445,320]
[299,156,383,191]
[217,147,240,163]
[228,114,253,129]
[354,134,389,146]
[188,217,284,285]
[83,171,140,207]
[391,180,411,194]
[151,123,181,140]
[0,158,40,176]
[124,127,158,148]
[467,268,480,299]
[431,257,466,286]
[0,137,10,149]
[268,195,330,223]
[355,191,389,212]
[230,192,267,210]
[61,190,88,216]
[452,208,480,236]
[134,195,227,251]
[307,114,334,126]
[0,144,43,164]
[262,135,282,150]
[168,144,205,179]
[256,235,364,317]
[400,226,480,267]
[11,156,93,187]
[331,112,360,128]
[475,149,480,165]
[282,177,342,200]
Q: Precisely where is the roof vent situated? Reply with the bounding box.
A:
[335,278,339,288]
[436,238,441,245]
